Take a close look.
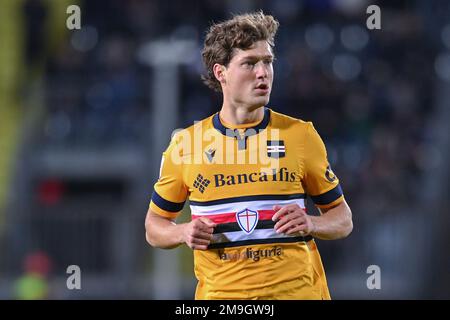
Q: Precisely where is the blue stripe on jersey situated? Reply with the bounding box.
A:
[208,235,313,249]
[310,184,343,205]
[151,191,185,212]
[213,219,276,234]
[189,193,306,206]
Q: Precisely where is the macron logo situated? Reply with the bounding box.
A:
[204,149,216,163]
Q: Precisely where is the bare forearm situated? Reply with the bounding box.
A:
[145,210,216,250]
[145,214,185,249]
[310,201,353,240]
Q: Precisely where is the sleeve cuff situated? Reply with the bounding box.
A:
[310,184,344,207]
[150,201,180,219]
[150,191,185,218]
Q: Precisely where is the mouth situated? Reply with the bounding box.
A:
[254,83,270,94]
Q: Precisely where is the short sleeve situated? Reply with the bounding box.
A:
[303,122,344,209]
[149,133,188,219]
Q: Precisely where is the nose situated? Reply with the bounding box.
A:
[255,61,269,79]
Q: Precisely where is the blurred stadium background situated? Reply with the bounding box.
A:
[0,0,449,299]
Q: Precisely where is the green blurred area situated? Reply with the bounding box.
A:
[0,0,75,231]
[0,0,24,231]
[13,273,49,300]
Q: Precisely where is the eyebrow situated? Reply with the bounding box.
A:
[240,54,274,61]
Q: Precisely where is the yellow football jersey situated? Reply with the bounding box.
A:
[150,108,344,300]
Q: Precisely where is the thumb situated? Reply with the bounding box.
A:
[199,217,217,228]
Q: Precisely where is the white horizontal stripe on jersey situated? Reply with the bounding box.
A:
[212,227,298,244]
[190,198,305,215]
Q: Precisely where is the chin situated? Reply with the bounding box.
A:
[239,95,270,109]
[254,96,270,107]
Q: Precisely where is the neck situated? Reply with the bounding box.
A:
[219,101,265,126]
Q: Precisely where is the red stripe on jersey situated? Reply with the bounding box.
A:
[192,210,275,224]
[257,210,276,220]
[192,212,235,224]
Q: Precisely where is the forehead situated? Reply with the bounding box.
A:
[231,41,273,61]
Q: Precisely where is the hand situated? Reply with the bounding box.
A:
[182,217,216,250]
[272,204,315,236]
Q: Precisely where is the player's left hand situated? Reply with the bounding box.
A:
[272,204,315,236]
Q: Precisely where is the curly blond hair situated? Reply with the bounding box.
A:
[201,11,279,92]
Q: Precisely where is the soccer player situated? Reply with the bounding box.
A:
[145,11,353,300]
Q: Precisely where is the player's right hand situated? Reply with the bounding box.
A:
[182,217,216,250]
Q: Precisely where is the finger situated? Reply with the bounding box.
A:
[274,213,305,230]
[285,224,308,235]
[192,230,214,240]
[198,217,217,228]
[276,217,305,234]
[196,224,215,234]
[274,211,295,229]
[272,204,301,221]
[202,227,215,234]
[272,205,282,212]
[192,244,208,251]
[186,235,211,247]
[272,206,289,221]
[191,237,211,245]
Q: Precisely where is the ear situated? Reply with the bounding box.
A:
[213,63,226,85]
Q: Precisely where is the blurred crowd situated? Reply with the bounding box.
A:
[40,0,441,207]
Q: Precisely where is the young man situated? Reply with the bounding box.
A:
[145,11,353,300]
